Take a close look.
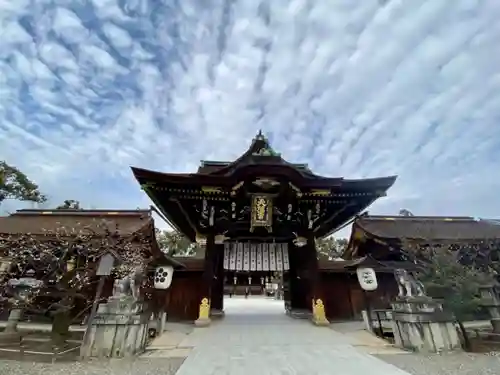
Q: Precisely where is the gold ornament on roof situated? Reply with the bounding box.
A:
[201,186,223,194]
[310,189,330,196]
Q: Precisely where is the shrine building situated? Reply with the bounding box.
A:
[131,131,398,324]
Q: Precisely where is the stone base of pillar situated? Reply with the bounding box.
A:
[156,311,167,336]
[312,316,330,326]
[391,297,461,353]
[210,309,225,319]
[80,297,149,358]
[195,317,211,327]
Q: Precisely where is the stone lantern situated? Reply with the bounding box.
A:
[1,270,43,338]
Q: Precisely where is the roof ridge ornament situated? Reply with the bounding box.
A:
[256,129,265,140]
[252,130,281,157]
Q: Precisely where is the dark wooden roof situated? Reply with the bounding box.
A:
[148,254,186,270]
[171,257,205,271]
[196,131,318,178]
[131,132,397,241]
[355,215,500,241]
[0,208,185,269]
[132,168,396,241]
[0,209,154,236]
[318,255,417,272]
[133,132,396,187]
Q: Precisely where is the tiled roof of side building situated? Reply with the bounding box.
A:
[0,208,154,236]
[355,215,500,240]
[0,208,186,269]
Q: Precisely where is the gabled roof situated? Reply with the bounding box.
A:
[354,215,500,241]
[131,131,397,241]
[0,209,154,236]
[196,130,317,177]
[318,254,418,272]
[0,208,186,269]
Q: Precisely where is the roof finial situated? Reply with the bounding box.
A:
[256,129,265,140]
[252,130,281,157]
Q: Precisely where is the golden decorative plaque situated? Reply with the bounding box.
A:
[250,195,273,232]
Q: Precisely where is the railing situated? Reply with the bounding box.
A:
[0,334,82,362]
[370,309,393,338]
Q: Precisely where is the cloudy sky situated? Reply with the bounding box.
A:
[1,0,500,236]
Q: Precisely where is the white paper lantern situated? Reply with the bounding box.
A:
[154,266,174,289]
[356,267,378,291]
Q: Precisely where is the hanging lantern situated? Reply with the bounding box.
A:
[356,267,378,291]
[154,265,174,289]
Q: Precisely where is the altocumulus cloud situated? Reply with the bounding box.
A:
[1,0,500,232]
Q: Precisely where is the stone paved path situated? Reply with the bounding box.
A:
[175,297,412,375]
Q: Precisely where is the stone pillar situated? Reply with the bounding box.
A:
[4,308,23,333]
[391,296,461,353]
[157,311,167,335]
[479,285,500,333]
[0,308,23,342]
[195,234,215,327]
[80,297,149,358]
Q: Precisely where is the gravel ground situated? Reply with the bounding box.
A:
[3,352,500,375]
[0,357,185,375]
[375,352,500,375]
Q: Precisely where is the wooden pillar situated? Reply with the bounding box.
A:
[308,233,321,300]
[289,241,301,311]
[211,244,224,314]
[308,233,329,326]
[195,234,216,327]
[289,241,309,311]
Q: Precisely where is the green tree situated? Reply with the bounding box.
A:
[0,161,46,205]
[407,244,495,349]
[156,230,199,256]
[316,237,348,259]
[56,200,81,209]
[399,208,414,216]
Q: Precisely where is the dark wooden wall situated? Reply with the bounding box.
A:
[154,271,204,321]
[319,271,398,321]
[320,272,353,320]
